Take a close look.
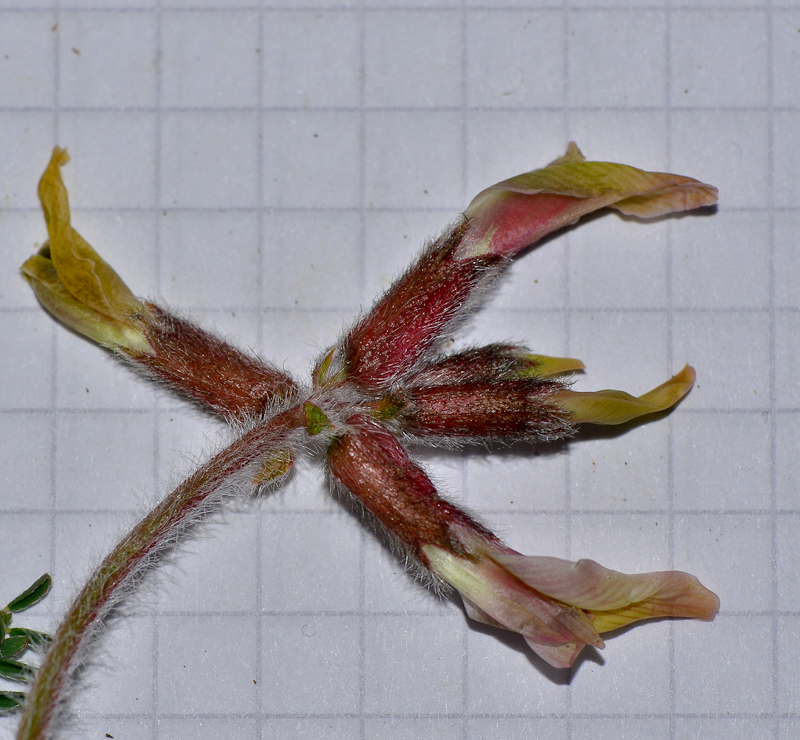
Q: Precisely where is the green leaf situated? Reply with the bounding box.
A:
[7,574,52,613]
[9,628,52,651]
[0,658,35,683]
[0,636,29,660]
[0,691,26,713]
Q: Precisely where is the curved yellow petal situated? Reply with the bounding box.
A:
[479,142,717,210]
[37,148,144,323]
[458,144,718,260]
[553,365,695,425]
[21,254,147,351]
[516,353,586,379]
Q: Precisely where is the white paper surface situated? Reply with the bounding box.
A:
[0,2,798,739]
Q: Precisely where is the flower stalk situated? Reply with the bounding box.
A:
[14,145,719,737]
[16,410,301,740]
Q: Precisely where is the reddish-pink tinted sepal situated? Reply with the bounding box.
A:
[327,413,495,559]
[341,222,504,391]
[389,379,572,443]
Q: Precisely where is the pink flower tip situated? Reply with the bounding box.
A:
[457,142,718,260]
[423,527,720,669]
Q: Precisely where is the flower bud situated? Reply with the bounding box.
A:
[377,348,693,442]
[387,379,571,443]
[457,143,718,260]
[340,145,716,392]
[252,448,294,486]
[405,344,584,387]
[23,149,298,419]
[328,412,719,670]
[129,305,298,419]
[327,413,494,561]
[21,148,151,353]
[424,524,719,669]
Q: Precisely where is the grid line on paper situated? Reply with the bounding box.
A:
[767,1,779,738]
[6,204,799,215]
[561,5,575,739]
[46,5,61,725]
[2,5,796,13]
[3,505,793,519]
[50,708,800,720]
[253,5,266,738]
[664,5,677,738]
[5,104,794,112]
[2,305,796,318]
[147,4,163,738]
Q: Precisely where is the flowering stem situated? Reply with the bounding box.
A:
[16,409,302,740]
[14,145,720,732]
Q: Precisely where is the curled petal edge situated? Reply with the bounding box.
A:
[424,526,719,669]
[493,552,721,634]
[553,365,695,425]
[22,148,151,352]
[458,143,718,259]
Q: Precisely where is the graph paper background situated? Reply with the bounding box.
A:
[1,2,798,739]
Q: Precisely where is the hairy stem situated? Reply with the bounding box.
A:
[17,409,302,740]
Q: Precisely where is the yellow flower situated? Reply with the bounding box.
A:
[553,364,697,425]
[456,143,718,260]
[20,148,151,353]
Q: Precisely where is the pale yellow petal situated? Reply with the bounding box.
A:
[612,182,719,218]
[552,365,695,425]
[516,353,586,378]
[492,554,719,635]
[37,148,144,322]
[21,253,147,351]
[485,159,716,207]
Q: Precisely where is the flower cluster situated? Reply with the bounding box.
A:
[16,145,718,737]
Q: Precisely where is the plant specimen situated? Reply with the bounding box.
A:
[8,144,719,739]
